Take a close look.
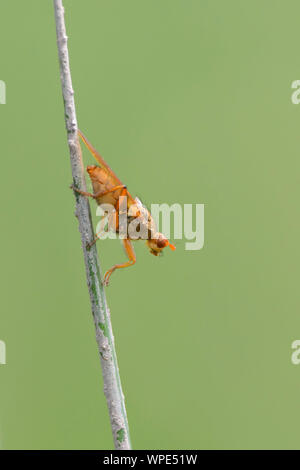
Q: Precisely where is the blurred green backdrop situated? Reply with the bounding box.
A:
[1,0,300,450]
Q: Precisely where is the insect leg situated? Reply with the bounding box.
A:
[87,215,108,249]
[103,239,136,286]
[70,184,126,199]
[95,185,126,198]
[70,185,95,198]
[114,186,128,233]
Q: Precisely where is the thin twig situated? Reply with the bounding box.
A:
[53,0,131,450]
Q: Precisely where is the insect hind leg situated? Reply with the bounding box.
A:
[103,239,136,286]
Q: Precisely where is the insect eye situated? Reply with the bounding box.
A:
[156,238,168,249]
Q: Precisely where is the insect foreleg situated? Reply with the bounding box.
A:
[70,184,127,200]
[70,185,95,198]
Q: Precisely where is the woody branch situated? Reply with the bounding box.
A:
[53,0,131,449]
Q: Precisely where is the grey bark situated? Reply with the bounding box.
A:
[53,0,131,449]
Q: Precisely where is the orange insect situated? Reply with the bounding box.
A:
[71,130,175,285]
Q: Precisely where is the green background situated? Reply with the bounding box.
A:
[0,0,300,450]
